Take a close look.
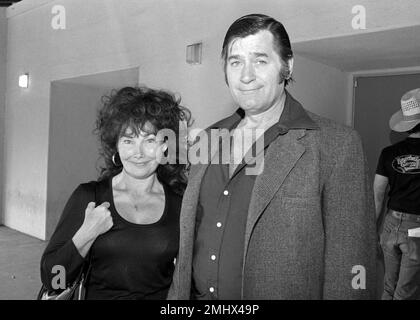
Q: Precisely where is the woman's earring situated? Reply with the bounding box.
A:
[112,153,119,166]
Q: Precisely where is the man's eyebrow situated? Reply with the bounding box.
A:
[228,54,241,61]
[228,52,269,60]
[253,52,268,58]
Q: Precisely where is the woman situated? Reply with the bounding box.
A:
[40,86,191,299]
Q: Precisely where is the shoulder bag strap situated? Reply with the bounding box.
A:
[80,179,109,293]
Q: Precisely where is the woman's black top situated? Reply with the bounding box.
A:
[40,176,182,299]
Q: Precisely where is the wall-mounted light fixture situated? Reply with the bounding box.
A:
[19,73,29,88]
[186,42,202,65]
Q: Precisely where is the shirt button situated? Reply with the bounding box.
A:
[211,255,216,261]
[223,190,229,195]
[209,287,215,293]
[216,222,222,228]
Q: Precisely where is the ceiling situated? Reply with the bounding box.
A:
[4,0,420,73]
[293,25,420,72]
[0,0,20,7]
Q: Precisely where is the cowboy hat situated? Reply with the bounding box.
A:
[389,88,420,132]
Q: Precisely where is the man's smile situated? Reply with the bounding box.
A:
[239,87,262,94]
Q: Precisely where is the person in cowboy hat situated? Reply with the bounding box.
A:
[374,87,420,300]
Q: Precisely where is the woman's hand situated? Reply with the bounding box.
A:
[82,202,113,238]
[72,202,113,257]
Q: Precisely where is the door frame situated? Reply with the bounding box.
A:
[349,66,420,128]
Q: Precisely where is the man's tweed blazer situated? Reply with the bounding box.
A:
[168,92,377,299]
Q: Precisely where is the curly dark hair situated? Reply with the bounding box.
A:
[95,86,192,196]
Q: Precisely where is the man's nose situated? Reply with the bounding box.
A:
[240,63,256,83]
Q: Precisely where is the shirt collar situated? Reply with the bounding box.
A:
[237,93,285,131]
[211,90,319,133]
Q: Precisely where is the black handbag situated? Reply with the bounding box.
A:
[37,261,92,300]
[37,182,99,300]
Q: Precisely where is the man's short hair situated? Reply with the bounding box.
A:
[221,14,294,86]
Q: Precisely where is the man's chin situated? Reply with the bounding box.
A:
[240,104,267,115]
[238,102,258,111]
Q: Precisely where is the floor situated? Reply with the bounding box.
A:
[0,226,47,300]
[0,225,384,300]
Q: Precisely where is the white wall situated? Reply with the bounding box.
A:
[0,8,7,225]
[4,0,352,239]
[289,55,351,126]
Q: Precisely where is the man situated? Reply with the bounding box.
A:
[374,88,420,300]
[169,14,377,299]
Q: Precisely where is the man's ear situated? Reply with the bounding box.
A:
[287,57,294,78]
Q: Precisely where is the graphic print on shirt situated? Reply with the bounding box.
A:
[392,154,420,174]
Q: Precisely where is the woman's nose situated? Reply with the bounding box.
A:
[133,141,144,157]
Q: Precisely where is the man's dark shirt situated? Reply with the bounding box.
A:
[192,97,315,299]
[376,137,420,215]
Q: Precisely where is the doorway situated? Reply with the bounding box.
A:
[46,67,139,240]
[353,71,420,298]
[354,72,420,176]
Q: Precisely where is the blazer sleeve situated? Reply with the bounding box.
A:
[322,130,377,299]
[40,183,95,291]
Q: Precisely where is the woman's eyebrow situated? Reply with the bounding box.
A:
[121,134,135,138]
[139,131,157,138]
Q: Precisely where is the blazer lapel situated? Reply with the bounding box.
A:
[242,129,307,274]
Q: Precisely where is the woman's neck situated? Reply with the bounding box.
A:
[114,170,161,195]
